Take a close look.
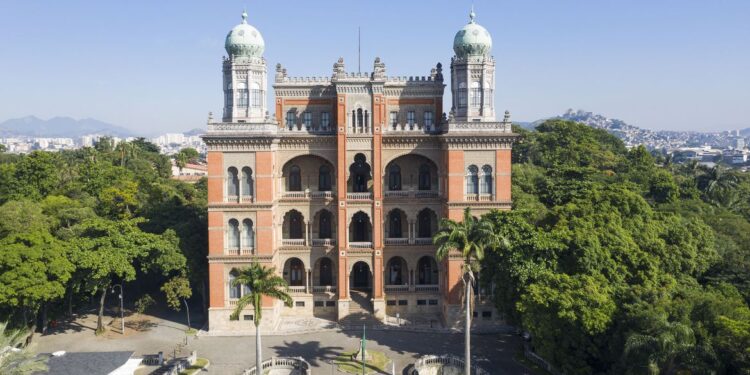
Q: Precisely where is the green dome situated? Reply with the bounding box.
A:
[453,10,492,58]
[225,11,265,58]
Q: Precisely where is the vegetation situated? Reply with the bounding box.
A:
[229,262,293,375]
[478,120,750,374]
[0,138,207,333]
[178,357,209,375]
[0,322,47,374]
[333,350,389,375]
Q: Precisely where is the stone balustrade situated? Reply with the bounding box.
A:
[384,238,409,246]
[349,242,373,249]
[411,354,490,375]
[312,285,337,293]
[243,357,311,375]
[282,239,305,247]
[346,192,373,200]
[415,285,440,293]
[311,238,336,246]
[385,285,410,293]
[464,194,494,202]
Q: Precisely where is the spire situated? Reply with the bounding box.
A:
[469,5,476,24]
[241,9,248,24]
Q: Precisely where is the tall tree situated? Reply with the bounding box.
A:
[434,207,504,375]
[230,263,292,373]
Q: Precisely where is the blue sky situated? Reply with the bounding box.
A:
[1,0,748,135]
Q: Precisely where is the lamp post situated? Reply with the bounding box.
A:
[111,284,124,335]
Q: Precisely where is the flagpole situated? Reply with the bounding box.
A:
[361,324,366,375]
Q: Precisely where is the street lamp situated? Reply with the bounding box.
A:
[111,284,124,335]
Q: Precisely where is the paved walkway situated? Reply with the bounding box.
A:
[34,312,534,375]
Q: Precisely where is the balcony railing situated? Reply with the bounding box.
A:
[312,285,337,293]
[281,190,334,199]
[311,238,336,246]
[464,194,494,202]
[414,238,433,245]
[415,285,440,292]
[310,191,334,199]
[228,299,239,306]
[384,238,409,246]
[414,191,439,198]
[286,286,307,294]
[346,192,373,200]
[227,195,240,203]
[383,190,440,199]
[349,242,373,249]
[227,248,254,255]
[281,239,305,247]
[385,285,410,292]
[384,191,410,198]
[241,195,253,203]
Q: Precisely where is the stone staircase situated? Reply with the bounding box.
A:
[340,289,381,329]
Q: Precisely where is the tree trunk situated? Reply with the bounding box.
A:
[255,322,262,375]
[66,286,73,317]
[465,275,472,375]
[183,299,191,329]
[39,303,48,334]
[96,288,107,333]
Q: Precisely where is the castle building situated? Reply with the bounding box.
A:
[203,9,517,333]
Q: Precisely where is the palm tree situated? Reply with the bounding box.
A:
[433,208,505,375]
[230,263,293,374]
[0,322,48,375]
[624,321,715,374]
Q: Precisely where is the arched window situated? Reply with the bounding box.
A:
[387,257,406,285]
[350,154,371,193]
[458,82,468,107]
[250,82,262,108]
[319,258,333,286]
[388,210,403,238]
[417,209,433,238]
[242,219,254,249]
[236,82,248,108]
[418,164,431,190]
[228,273,241,299]
[241,167,253,197]
[286,110,297,129]
[288,165,302,191]
[417,256,439,285]
[287,258,304,286]
[318,165,332,191]
[287,211,304,239]
[470,81,481,108]
[481,165,493,194]
[350,212,371,242]
[466,165,479,195]
[357,108,364,129]
[227,167,239,197]
[319,210,332,239]
[388,164,402,191]
[227,219,240,249]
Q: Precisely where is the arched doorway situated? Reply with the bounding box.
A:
[350,261,371,290]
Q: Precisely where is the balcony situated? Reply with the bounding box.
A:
[349,242,373,249]
[286,286,307,294]
[311,238,336,247]
[384,191,410,198]
[346,192,373,200]
[226,248,254,256]
[384,285,409,293]
[281,239,305,247]
[312,286,337,293]
[227,195,240,203]
[414,238,433,245]
[240,195,253,203]
[384,238,409,246]
[464,194,494,202]
[415,285,440,293]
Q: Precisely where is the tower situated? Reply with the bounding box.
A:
[450,9,495,122]
[223,11,268,123]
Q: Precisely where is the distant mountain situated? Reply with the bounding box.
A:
[183,128,205,136]
[529,109,750,150]
[0,116,135,138]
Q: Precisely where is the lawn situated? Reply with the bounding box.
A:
[179,357,209,375]
[334,350,390,374]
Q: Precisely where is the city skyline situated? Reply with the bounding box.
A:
[1,0,749,134]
